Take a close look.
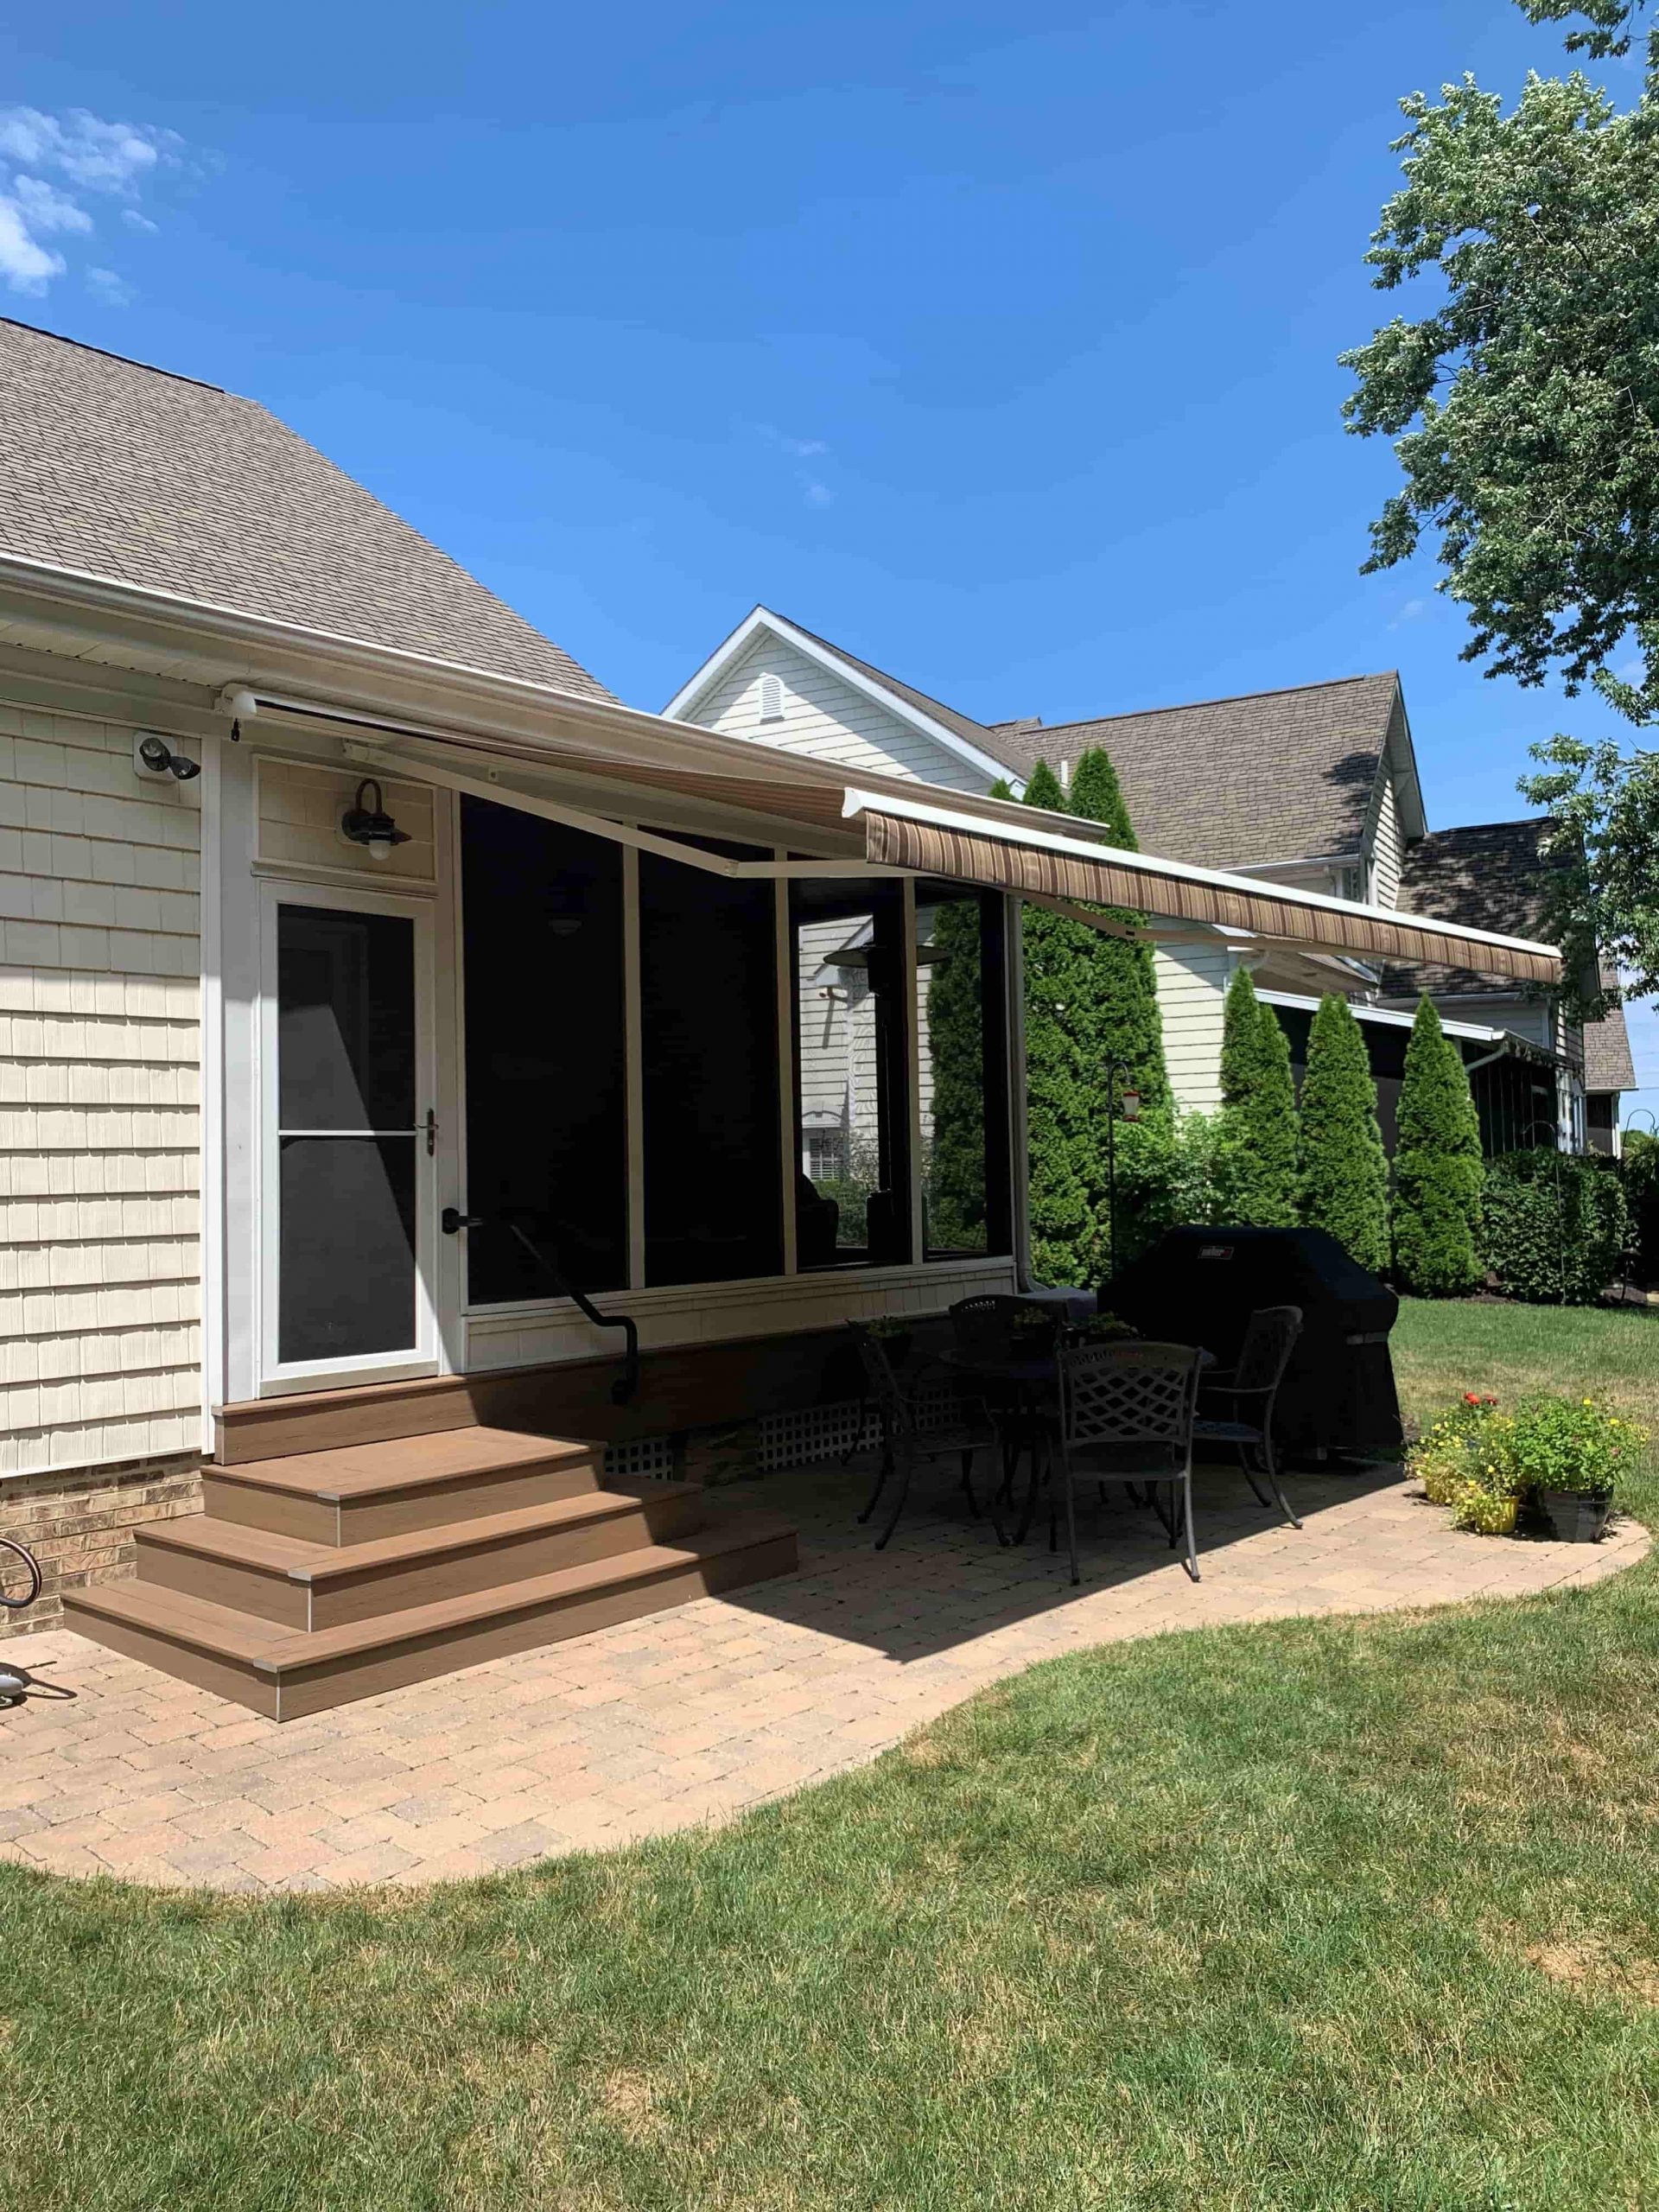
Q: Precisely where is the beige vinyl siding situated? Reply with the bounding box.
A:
[1368,771,1403,908]
[689,636,988,792]
[1154,943,1235,1113]
[0,702,201,1478]
[257,757,436,882]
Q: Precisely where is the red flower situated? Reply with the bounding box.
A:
[1464,1392,1482,1406]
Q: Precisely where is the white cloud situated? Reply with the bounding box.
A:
[86,265,133,307]
[0,104,175,295]
[0,197,63,292]
[0,107,172,194]
[803,479,834,507]
[11,174,92,233]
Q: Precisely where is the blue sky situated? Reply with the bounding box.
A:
[3,0,1654,1122]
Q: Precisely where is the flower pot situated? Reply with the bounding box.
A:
[1451,1484,1518,1535]
[1540,1488,1612,1544]
[1421,1466,1460,1506]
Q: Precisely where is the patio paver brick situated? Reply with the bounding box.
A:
[1,1460,1643,1893]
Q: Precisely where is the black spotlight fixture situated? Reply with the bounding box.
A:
[134,734,201,782]
[340,779,411,862]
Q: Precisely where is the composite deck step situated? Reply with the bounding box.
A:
[67,1509,798,1720]
[202,1427,604,1543]
[137,1481,706,1631]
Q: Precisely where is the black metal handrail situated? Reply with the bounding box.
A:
[0,1535,42,1612]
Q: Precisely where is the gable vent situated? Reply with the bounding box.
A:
[759,672,785,723]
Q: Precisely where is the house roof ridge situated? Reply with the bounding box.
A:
[1029,670,1398,739]
[0,314,227,394]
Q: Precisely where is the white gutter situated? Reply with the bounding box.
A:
[840,785,1563,967]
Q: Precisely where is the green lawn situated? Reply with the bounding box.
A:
[3,1300,1658,2211]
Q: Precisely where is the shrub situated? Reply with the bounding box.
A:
[1482,1148,1628,1304]
[1298,994,1390,1273]
[1625,1129,1659,1280]
[1215,968,1298,1225]
[1393,997,1483,1295]
[1503,1393,1648,1499]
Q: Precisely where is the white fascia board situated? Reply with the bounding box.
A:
[841,785,1563,964]
[1258,989,1506,1043]
[664,605,1020,790]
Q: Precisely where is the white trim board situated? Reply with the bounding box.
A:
[662,606,1020,791]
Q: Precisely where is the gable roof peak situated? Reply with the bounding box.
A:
[0,315,612,701]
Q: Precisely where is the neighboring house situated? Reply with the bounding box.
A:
[665,606,1636,1154]
[0,319,1559,1705]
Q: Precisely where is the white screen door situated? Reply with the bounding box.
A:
[259,883,439,1388]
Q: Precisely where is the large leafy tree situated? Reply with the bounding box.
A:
[1393,997,1485,1296]
[1298,994,1391,1274]
[1216,965,1299,1227]
[1341,0,1659,1005]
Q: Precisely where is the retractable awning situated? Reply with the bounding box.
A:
[222,682,1563,989]
[842,788,1561,988]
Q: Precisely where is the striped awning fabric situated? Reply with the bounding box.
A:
[852,796,1561,988]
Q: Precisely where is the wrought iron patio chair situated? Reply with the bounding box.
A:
[849,1323,1005,1551]
[948,1294,1058,1510]
[1192,1304,1304,1529]
[1052,1339,1205,1585]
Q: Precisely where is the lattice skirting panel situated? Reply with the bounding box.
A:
[602,1435,680,1483]
[759,1401,881,1473]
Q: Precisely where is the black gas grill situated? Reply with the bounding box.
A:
[1104,1226,1402,1461]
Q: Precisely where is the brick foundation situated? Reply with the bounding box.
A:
[0,1455,204,1637]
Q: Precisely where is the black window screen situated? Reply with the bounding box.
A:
[461,797,628,1301]
[639,840,782,1286]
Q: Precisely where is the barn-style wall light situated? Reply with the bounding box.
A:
[340,779,410,861]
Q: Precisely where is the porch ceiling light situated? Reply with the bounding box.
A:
[340,779,410,861]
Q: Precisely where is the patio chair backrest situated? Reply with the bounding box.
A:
[1234,1305,1303,1397]
[1059,1339,1203,1450]
[948,1294,1027,1367]
[849,1324,914,1436]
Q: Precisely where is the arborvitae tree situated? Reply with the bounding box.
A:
[1066,747,1172,1267]
[1298,993,1390,1273]
[923,891,987,1249]
[1019,760,1098,1281]
[1216,965,1299,1225]
[1393,995,1484,1295]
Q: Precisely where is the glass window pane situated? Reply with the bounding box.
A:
[791,880,911,1268]
[640,842,781,1286]
[279,1135,416,1361]
[277,906,415,1131]
[461,798,628,1302]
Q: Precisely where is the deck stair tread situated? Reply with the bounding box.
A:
[211,1427,597,1499]
[72,1509,795,1674]
[141,1483,695,1582]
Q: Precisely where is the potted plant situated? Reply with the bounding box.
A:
[1507,1395,1647,1544]
[864,1313,915,1363]
[1408,1393,1503,1507]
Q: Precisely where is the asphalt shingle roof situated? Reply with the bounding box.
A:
[979,674,1403,872]
[0,318,612,700]
[1383,823,1636,1090]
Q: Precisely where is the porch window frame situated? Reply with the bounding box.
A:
[448,801,1021,1323]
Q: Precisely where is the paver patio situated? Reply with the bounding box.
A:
[1,1457,1644,1891]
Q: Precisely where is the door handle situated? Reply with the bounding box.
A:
[441,1207,484,1235]
[425,1108,437,1156]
